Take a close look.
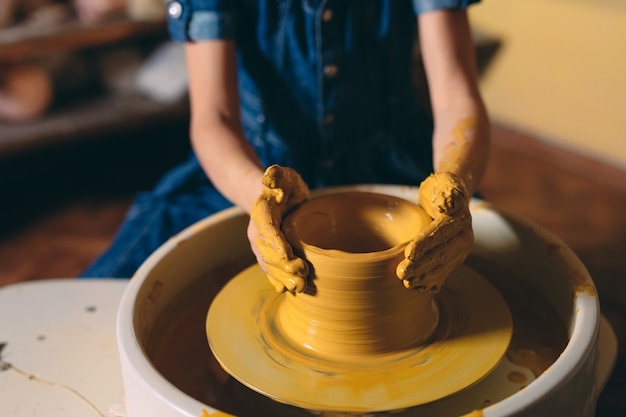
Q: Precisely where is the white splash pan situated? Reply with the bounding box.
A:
[117,185,611,417]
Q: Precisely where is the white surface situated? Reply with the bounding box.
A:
[0,279,127,417]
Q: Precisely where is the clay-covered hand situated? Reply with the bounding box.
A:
[396,172,473,292]
[250,164,310,293]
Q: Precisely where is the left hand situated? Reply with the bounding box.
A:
[396,172,473,292]
[249,165,311,293]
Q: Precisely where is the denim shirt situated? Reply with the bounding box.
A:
[167,0,478,187]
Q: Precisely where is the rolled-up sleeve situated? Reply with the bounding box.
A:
[167,0,239,42]
[412,0,480,15]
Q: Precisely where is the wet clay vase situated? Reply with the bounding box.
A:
[278,191,438,360]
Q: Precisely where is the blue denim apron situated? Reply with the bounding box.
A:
[82,0,477,278]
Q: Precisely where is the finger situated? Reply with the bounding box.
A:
[263,260,308,293]
[398,247,468,289]
[402,226,473,276]
[401,262,449,291]
[256,229,303,270]
[257,234,309,277]
[256,233,309,277]
[397,228,473,285]
[404,212,471,261]
[266,274,287,293]
[400,249,467,291]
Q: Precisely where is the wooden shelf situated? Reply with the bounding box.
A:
[0,17,167,61]
[0,93,189,157]
[0,15,183,158]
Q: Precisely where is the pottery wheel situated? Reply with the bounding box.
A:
[207,264,513,413]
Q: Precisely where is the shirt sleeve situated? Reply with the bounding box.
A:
[166,0,239,42]
[412,0,480,15]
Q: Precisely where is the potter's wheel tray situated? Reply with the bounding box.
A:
[207,264,513,413]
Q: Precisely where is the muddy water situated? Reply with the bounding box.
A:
[464,256,569,379]
[151,256,568,417]
[150,259,308,417]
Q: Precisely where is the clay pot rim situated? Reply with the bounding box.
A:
[285,189,425,259]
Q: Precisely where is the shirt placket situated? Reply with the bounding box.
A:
[316,0,341,177]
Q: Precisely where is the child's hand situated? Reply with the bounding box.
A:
[396,172,473,291]
[249,165,310,293]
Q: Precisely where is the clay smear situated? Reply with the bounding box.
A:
[279,192,439,360]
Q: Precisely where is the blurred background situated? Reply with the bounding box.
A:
[471,0,626,169]
[0,0,624,416]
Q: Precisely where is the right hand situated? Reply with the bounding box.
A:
[248,165,310,293]
[396,172,473,291]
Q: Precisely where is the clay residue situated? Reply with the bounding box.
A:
[200,408,236,417]
[507,370,528,384]
[437,117,475,182]
[570,268,596,297]
[461,410,485,417]
[507,348,561,379]
[145,280,163,304]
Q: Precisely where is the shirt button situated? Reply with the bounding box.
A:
[322,9,333,22]
[323,113,335,125]
[323,64,338,78]
[168,1,183,19]
[256,114,266,124]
